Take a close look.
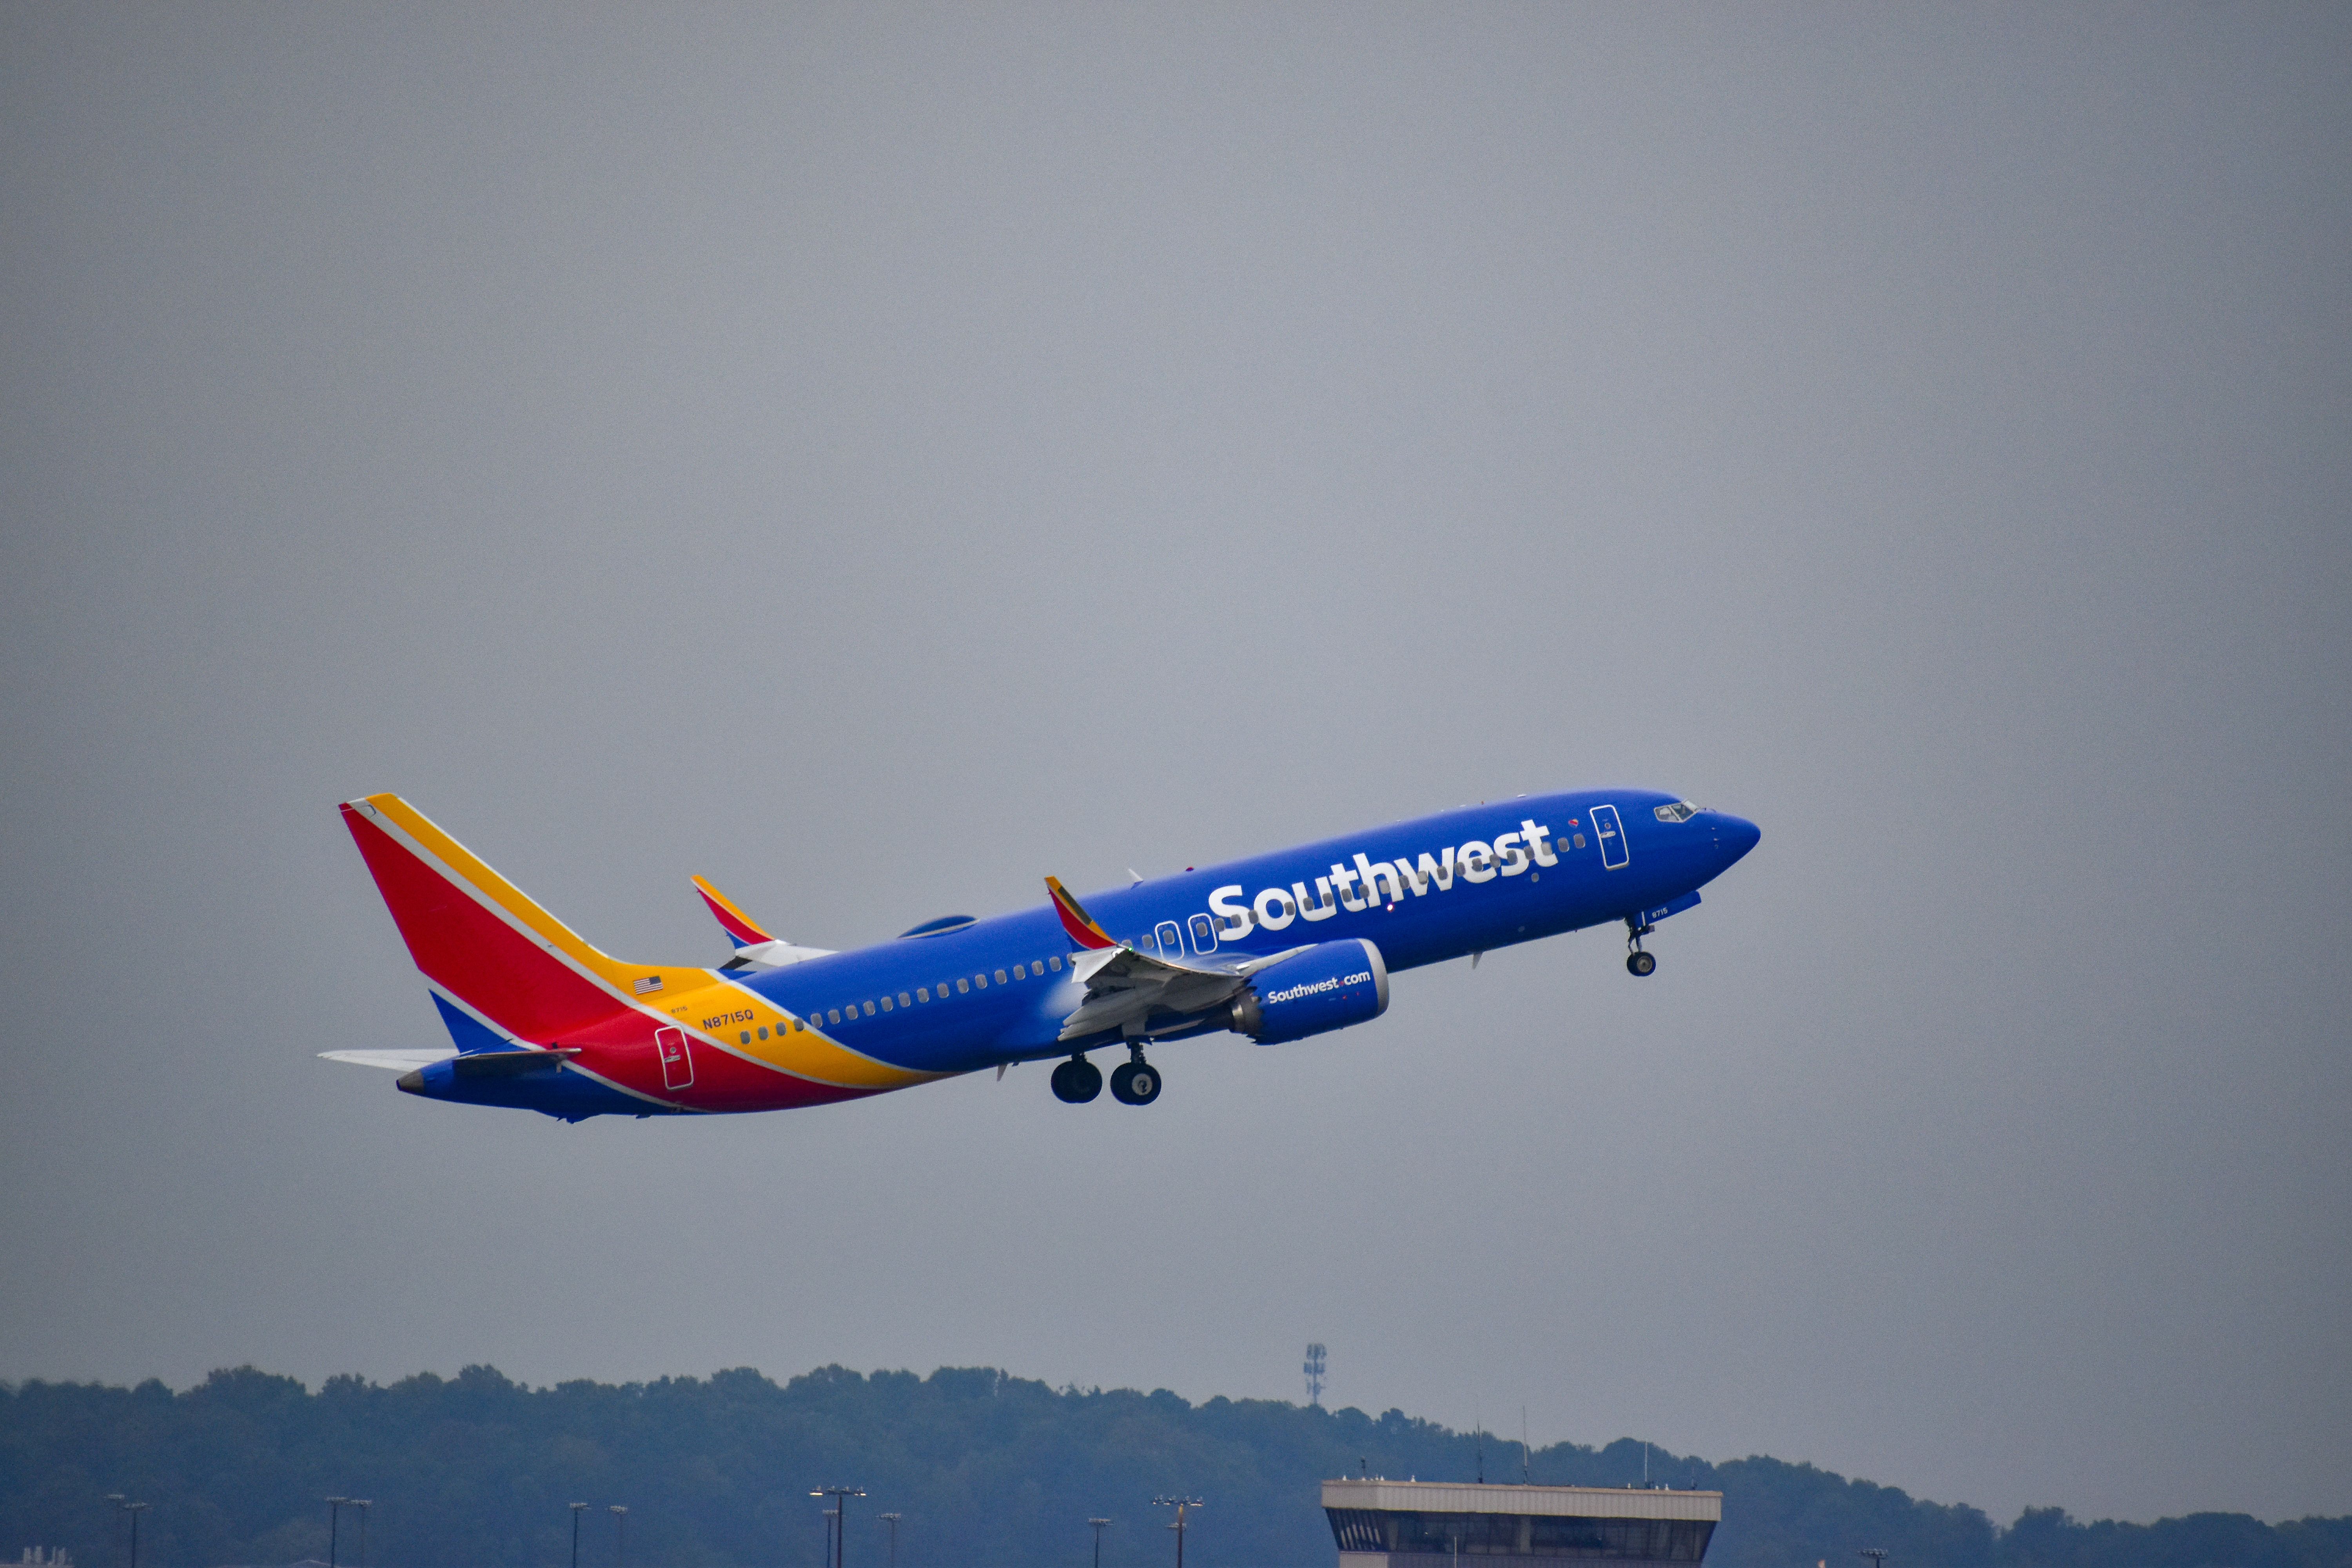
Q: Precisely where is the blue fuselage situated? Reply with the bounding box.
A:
[737,788,1759,1077]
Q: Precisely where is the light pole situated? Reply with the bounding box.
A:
[610,1505,628,1568]
[1859,1550,1888,1568]
[351,1499,371,1568]
[327,1497,349,1568]
[1089,1518,1112,1568]
[1151,1497,1202,1568]
[124,1503,149,1568]
[879,1512,901,1568]
[572,1503,592,1568]
[811,1488,864,1568]
[104,1494,126,1568]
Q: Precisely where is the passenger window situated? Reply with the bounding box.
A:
[792,1019,804,1032]
[758,1025,769,1039]
[1013,963,1026,980]
[995,968,1008,984]
[916,987,929,1002]
[1573,833,1586,849]
[880,996,893,1011]
[828,1008,841,1025]
[898,991,911,1007]
[862,1001,875,1016]
[739,1030,751,1044]
[956,978,969,995]
[1049,955,1062,971]
[975,973,987,988]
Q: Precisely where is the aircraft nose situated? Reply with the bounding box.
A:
[1713,812,1761,865]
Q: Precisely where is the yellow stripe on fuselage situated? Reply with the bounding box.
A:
[660,975,944,1091]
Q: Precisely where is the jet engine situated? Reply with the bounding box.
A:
[1228,938,1390,1044]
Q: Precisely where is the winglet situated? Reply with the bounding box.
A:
[692,874,777,949]
[1044,876,1118,951]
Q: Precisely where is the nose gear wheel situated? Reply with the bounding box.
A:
[1625,913,1658,977]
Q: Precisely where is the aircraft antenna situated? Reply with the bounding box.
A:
[1303,1343,1326,1407]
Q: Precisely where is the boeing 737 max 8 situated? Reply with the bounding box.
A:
[326,790,1760,1119]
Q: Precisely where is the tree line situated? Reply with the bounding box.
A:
[2,1365,2344,1568]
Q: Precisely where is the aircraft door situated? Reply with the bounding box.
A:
[655,1026,694,1090]
[1187,913,1218,955]
[1590,804,1630,869]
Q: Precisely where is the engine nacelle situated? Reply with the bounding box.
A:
[1228,939,1390,1044]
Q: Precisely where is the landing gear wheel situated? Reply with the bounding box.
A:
[1627,950,1657,977]
[1051,1057,1103,1103]
[1109,1059,1161,1105]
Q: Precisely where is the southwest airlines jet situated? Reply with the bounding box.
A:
[328,791,1759,1120]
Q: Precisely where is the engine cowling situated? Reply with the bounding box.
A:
[1228,939,1390,1044]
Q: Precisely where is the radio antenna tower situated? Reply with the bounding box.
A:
[1303,1343,1327,1406]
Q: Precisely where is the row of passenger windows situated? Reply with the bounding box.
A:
[736,955,1067,1043]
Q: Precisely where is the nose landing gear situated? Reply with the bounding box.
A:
[1625,915,1658,977]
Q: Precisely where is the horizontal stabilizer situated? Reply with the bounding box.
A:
[320,1049,451,1072]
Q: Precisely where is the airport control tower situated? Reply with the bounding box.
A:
[1322,1479,1721,1568]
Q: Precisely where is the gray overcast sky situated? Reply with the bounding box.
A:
[3,1,2346,1532]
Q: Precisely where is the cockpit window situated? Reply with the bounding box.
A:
[1654,801,1700,822]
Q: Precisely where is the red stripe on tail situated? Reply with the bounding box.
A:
[343,806,630,1042]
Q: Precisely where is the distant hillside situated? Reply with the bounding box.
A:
[3,1366,2344,1568]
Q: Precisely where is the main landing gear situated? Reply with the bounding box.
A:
[1110,1045,1162,1105]
[1625,914,1658,977]
[1051,1055,1103,1103]
[1051,1049,1163,1105]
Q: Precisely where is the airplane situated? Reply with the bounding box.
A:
[325,789,1760,1120]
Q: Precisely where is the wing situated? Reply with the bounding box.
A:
[1043,876,1305,1043]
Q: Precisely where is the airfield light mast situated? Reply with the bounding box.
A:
[572,1503,592,1568]
[880,1513,901,1568]
[1152,1497,1203,1568]
[609,1505,627,1568]
[813,1487,865,1568]
[124,1503,149,1568]
[1090,1518,1112,1568]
